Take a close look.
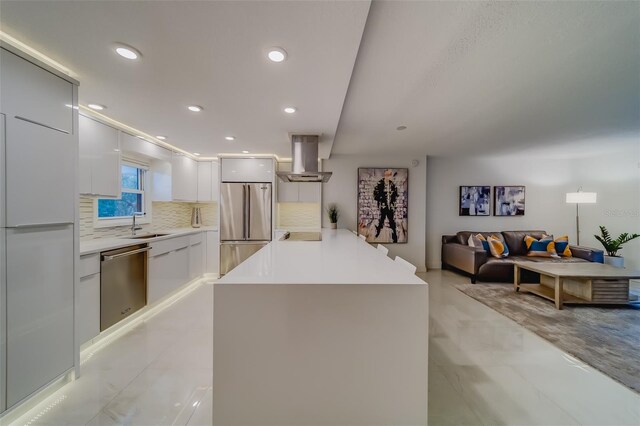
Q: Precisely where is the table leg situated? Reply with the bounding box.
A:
[514,265,520,292]
[554,276,563,310]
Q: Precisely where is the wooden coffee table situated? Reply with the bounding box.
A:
[514,261,640,309]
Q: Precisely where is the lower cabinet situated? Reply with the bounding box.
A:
[148,240,189,305]
[6,225,74,408]
[189,239,204,280]
[205,230,220,276]
[77,274,100,346]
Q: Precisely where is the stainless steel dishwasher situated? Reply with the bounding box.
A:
[100,244,150,331]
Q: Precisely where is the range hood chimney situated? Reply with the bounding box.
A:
[276,135,332,183]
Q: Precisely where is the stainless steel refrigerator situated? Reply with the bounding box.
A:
[220,182,272,274]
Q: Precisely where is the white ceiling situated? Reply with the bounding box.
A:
[333,1,640,157]
[1,1,638,160]
[0,0,370,158]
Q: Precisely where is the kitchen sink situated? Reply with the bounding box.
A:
[125,233,170,239]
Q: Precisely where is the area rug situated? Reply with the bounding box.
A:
[454,283,640,394]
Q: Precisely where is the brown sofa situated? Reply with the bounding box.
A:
[441,230,605,283]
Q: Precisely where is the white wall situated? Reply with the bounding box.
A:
[426,141,640,270]
[322,154,427,272]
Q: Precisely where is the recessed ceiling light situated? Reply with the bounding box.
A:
[267,47,287,63]
[225,136,236,141]
[156,135,167,140]
[88,103,106,111]
[114,44,141,60]
[396,125,407,131]
[193,152,200,156]
[242,150,250,154]
[284,107,296,114]
[188,105,203,112]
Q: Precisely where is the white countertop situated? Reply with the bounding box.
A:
[80,226,217,255]
[218,229,426,285]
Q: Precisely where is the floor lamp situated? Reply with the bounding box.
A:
[565,189,597,245]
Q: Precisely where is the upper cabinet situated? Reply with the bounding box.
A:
[220,158,274,182]
[79,114,121,198]
[172,153,198,202]
[276,162,321,203]
[197,161,219,202]
[0,49,73,134]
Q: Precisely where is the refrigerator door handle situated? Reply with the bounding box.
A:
[243,184,248,240]
[246,184,251,239]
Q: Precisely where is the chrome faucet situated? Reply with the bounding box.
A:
[131,213,144,236]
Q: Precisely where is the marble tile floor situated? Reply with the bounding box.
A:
[9,271,640,425]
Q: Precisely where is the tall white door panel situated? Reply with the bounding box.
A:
[0,49,73,133]
[0,229,6,413]
[5,117,75,226]
[6,225,74,408]
[0,114,5,228]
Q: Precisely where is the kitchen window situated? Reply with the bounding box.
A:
[97,163,149,222]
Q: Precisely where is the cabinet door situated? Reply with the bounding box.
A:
[172,154,198,201]
[297,182,321,203]
[189,242,204,280]
[79,115,120,197]
[0,114,5,228]
[0,229,5,413]
[0,49,73,133]
[197,162,212,202]
[278,182,299,202]
[205,230,220,275]
[77,273,100,346]
[148,247,190,304]
[220,158,274,182]
[5,116,75,226]
[6,225,74,408]
[211,161,220,202]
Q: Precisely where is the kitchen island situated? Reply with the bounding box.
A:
[214,229,428,425]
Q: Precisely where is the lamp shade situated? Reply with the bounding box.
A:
[566,192,597,204]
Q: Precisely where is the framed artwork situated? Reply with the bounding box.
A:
[459,186,491,216]
[494,186,525,216]
[357,168,408,243]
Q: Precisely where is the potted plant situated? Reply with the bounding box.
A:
[326,204,339,229]
[594,225,640,268]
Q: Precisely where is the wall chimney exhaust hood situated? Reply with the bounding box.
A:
[276,135,332,183]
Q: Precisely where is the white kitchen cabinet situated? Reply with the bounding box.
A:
[172,154,198,201]
[150,159,172,202]
[79,114,120,198]
[278,182,321,203]
[0,49,73,133]
[220,158,274,182]
[5,115,75,227]
[148,236,190,304]
[6,225,74,408]
[77,254,100,346]
[197,161,212,202]
[189,239,204,280]
[0,229,6,413]
[205,230,220,276]
[197,161,220,202]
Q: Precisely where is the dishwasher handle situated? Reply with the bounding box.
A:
[102,247,151,261]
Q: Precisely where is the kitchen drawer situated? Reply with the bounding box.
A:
[149,235,189,258]
[80,253,100,278]
[189,232,203,246]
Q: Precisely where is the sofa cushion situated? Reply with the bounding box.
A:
[502,230,547,256]
[457,231,504,246]
[524,235,559,258]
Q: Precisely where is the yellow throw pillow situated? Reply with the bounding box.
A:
[554,235,572,257]
[487,235,509,258]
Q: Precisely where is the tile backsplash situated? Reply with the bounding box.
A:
[80,197,218,240]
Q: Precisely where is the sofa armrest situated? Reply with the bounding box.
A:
[442,243,488,275]
[571,245,605,263]
[442,235,457,244]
